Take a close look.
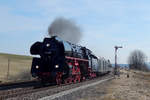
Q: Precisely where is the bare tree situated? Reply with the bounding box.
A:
[128,50,149,71]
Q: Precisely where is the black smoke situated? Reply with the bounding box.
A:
[48,17,82,44]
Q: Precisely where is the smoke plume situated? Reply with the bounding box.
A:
[48,17,82,44]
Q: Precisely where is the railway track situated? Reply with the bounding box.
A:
[0,80,59,100]
[0,74,114,100]
[0,80,37,99]
[0,80,38,90]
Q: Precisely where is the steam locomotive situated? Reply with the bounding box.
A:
[30,36,112,84]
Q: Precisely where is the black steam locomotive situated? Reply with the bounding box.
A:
[30,36,111,84]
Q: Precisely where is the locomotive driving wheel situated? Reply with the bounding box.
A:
[64,76,73,84]
[56,72,63,85]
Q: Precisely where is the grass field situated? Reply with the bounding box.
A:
[0,53,33,83]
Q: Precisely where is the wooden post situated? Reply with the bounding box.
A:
[7,59,10,80]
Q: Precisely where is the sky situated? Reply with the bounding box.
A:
[0,0,150,64]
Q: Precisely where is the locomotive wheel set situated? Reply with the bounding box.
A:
[30,36,112,85]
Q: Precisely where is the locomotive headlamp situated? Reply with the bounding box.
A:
[36,65,39,69]
[46,43,50,47]
[55,65,59,68]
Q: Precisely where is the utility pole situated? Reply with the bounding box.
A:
[114,46,122,75]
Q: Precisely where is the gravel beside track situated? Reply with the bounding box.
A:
[40,77,113,100]
[6,74,113,100]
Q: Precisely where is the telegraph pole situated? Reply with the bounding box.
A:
[114,46,122,75]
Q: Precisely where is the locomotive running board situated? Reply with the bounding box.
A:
[39,77,114,100]
[65,56,89,62]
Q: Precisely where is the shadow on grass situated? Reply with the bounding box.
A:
[9,71,33,82]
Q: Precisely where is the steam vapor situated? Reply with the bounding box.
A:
[48,17,82,44]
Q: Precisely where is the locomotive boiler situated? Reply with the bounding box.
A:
[30,36,111,84]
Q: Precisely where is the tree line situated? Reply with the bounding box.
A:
[128,50,149,71]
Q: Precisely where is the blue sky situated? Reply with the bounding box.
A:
[0,0,150,64]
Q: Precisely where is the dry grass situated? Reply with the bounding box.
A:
[102,96,120,100]
[102,70,150,100]
[0,53,32,83]
[77,70,150,100]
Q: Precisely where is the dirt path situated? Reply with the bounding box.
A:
[77,70,150,100]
